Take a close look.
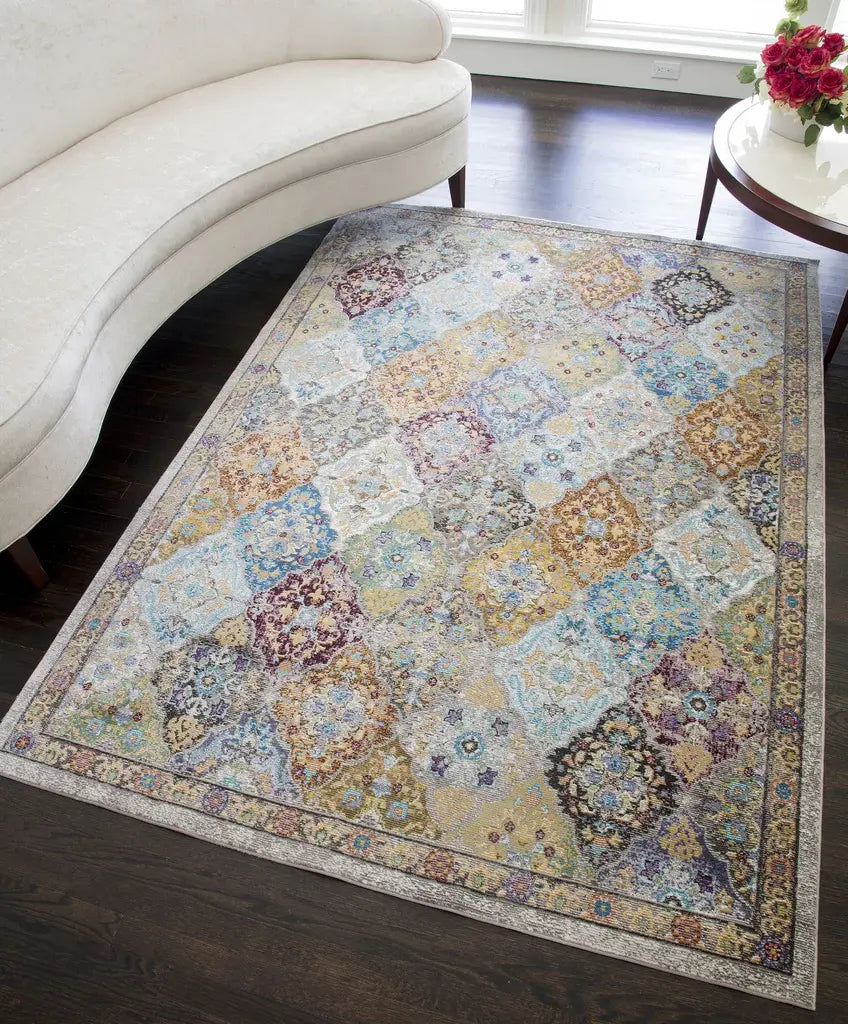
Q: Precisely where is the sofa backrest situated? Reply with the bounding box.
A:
[0,0,450,188]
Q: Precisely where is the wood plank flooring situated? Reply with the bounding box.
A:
[1,76,846,1024]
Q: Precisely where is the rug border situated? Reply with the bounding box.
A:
[0,205,826,1010]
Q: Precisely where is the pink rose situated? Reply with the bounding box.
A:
[822,32,846,54]
[767,70,796,102]
[818,66,846,98]
[784,44,806,67]
[799,47,831,75]
[761,39,789,65]
[788,74,818,108]
[793,24,825,48]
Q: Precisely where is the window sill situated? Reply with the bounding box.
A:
[451,25,760,64]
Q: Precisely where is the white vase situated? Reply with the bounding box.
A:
[767,103,809,144]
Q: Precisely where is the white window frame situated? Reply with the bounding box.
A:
[582,0,836,53]
[829,0,848,30]
[448,0,843,58]
[446,4,529,35]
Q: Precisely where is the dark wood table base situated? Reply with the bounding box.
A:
[824,287,848,364]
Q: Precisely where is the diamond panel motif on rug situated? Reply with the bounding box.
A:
[0,207,824,1008]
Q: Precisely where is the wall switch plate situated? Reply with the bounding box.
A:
[652,60,682,80]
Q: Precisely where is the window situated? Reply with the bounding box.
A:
[446,0,841,46]
[449,0,524,12]
[446,0,527,31]
[588,0,780,38]
[833,0,848,35]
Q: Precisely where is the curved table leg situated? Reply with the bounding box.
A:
[696,158,718,242]
[824,287,848,367]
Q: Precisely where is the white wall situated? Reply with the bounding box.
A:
[446,34,753,99]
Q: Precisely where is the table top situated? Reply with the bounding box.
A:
[718,97,848,231]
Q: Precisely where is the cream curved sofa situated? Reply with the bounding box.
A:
[0,0,470,580]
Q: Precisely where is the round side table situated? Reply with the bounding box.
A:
[696,97,848,365]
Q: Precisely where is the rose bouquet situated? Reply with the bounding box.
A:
[738,0,848,146]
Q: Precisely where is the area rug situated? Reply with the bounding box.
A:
[0,206,824,1007]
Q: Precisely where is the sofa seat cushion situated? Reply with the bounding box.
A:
[0,57,470,477]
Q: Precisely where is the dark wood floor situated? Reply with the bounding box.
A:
[1,77,846,1024]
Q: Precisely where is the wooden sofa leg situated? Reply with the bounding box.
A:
[448,166,466,209]
[6,537,49,589]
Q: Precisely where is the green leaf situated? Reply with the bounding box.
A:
[804,123,821,147]
[836,121,844,133]
[798,103,813,121]
[827,101,843,119]
[737,65,756,84]
[776,17,800,38]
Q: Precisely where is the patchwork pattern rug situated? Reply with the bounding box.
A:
[0,207,824,1007]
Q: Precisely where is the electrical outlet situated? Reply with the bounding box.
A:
[652,60,681,80]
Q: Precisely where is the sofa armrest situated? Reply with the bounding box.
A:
[287,0,452,64]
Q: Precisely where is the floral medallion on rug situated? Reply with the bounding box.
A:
[0,207,824,1007]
